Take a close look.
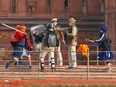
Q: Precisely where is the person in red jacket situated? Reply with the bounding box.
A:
[5,24,33,69]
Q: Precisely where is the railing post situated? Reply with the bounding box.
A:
[0,46,5,60]
[97,45,99,66]
[38,50,41,79]
[87,48,89,79]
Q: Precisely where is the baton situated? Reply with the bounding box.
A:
[1,23,24,34]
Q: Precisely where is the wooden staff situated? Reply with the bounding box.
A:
[1,23,25,34]
[1,23,28,36]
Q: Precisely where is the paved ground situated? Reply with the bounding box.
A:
[0,78,116,87]
[0,65,116,87]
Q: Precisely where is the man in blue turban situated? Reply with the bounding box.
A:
[87,25,114,72]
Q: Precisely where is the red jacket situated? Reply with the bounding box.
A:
[11,31,33,50]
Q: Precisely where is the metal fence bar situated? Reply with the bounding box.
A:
[0,45,116,79]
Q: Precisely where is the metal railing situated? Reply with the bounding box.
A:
[0,45,116,80]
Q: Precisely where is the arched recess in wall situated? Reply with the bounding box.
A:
[99,0,105,13]
[64,0,68,12]
[82,0,86,14]
[47,0,51,14]
[26,0,37,14]
[11,0,17,13]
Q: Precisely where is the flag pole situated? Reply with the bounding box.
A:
[87,47,90,80]
[85,39,90,80]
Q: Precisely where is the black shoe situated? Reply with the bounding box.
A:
[29,66,33,69]
[67,66,77,69]
[73,67,77,69]
[5,62,10,69]
[67,66,73,69]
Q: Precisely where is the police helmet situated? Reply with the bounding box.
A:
[47,23,54,29]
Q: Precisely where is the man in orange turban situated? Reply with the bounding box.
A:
[5,24,33,69]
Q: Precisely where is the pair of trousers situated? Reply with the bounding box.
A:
[68,46,77,67]
[48,43,63,66]
[40,49,54,64]
[56,46,63,66]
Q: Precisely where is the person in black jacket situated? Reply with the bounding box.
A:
[32,23,59,72]
[87,25,114,72]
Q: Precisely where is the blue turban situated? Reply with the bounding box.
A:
[20,24,25,26]
[100,25,107,32]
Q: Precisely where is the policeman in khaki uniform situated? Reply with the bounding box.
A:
[66,18,78,69]
[51,18,65,66]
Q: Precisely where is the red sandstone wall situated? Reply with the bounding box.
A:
[0,0,103,18]
[105,0,116,50]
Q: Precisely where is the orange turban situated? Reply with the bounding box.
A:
[16,24,26,32]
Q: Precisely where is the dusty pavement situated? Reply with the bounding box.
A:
[0,78,116,87]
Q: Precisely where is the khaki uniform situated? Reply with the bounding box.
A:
[54,25,65,42]
[67,26,78,68]
[54,25,64,66]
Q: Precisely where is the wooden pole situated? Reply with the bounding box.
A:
[87,48,90,80]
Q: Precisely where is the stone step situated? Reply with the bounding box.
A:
[0,17,104,30]
[1,65,116,69]
[0,65,116,79]
[0,72,116,79]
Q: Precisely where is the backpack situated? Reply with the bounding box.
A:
[43,30,59,47]
[48,34,57,47]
